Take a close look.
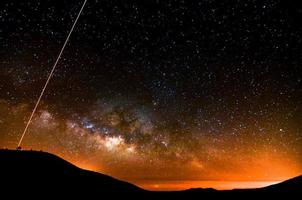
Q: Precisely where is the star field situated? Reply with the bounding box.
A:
[0,0,301,190]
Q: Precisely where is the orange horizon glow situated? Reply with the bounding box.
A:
[0,145,301,191]
[0,106,301,191]
[63,158,300,191]
[131,180,284,191]
[66,154,301,191]
[1,0,302,193]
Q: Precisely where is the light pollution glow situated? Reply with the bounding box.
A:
[0,100,301,190]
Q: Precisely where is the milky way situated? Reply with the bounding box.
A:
[0,0,302,190]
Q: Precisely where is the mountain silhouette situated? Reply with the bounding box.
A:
[0,149,300,199]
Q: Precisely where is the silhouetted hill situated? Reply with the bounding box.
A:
[0,149,301,199]
[261,175,302,192]
[0,149,145,197]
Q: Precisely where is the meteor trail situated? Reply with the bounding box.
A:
[17,0,88,148]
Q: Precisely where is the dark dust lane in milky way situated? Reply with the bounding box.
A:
[0,0,301,191]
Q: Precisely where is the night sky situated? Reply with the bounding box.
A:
[0,0,301,190]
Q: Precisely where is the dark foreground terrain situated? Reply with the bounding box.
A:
[0,149,301,199]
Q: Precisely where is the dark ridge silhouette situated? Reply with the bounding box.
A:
[0,149,143,190]
[262,175,302,191]
[0,149,301,199]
